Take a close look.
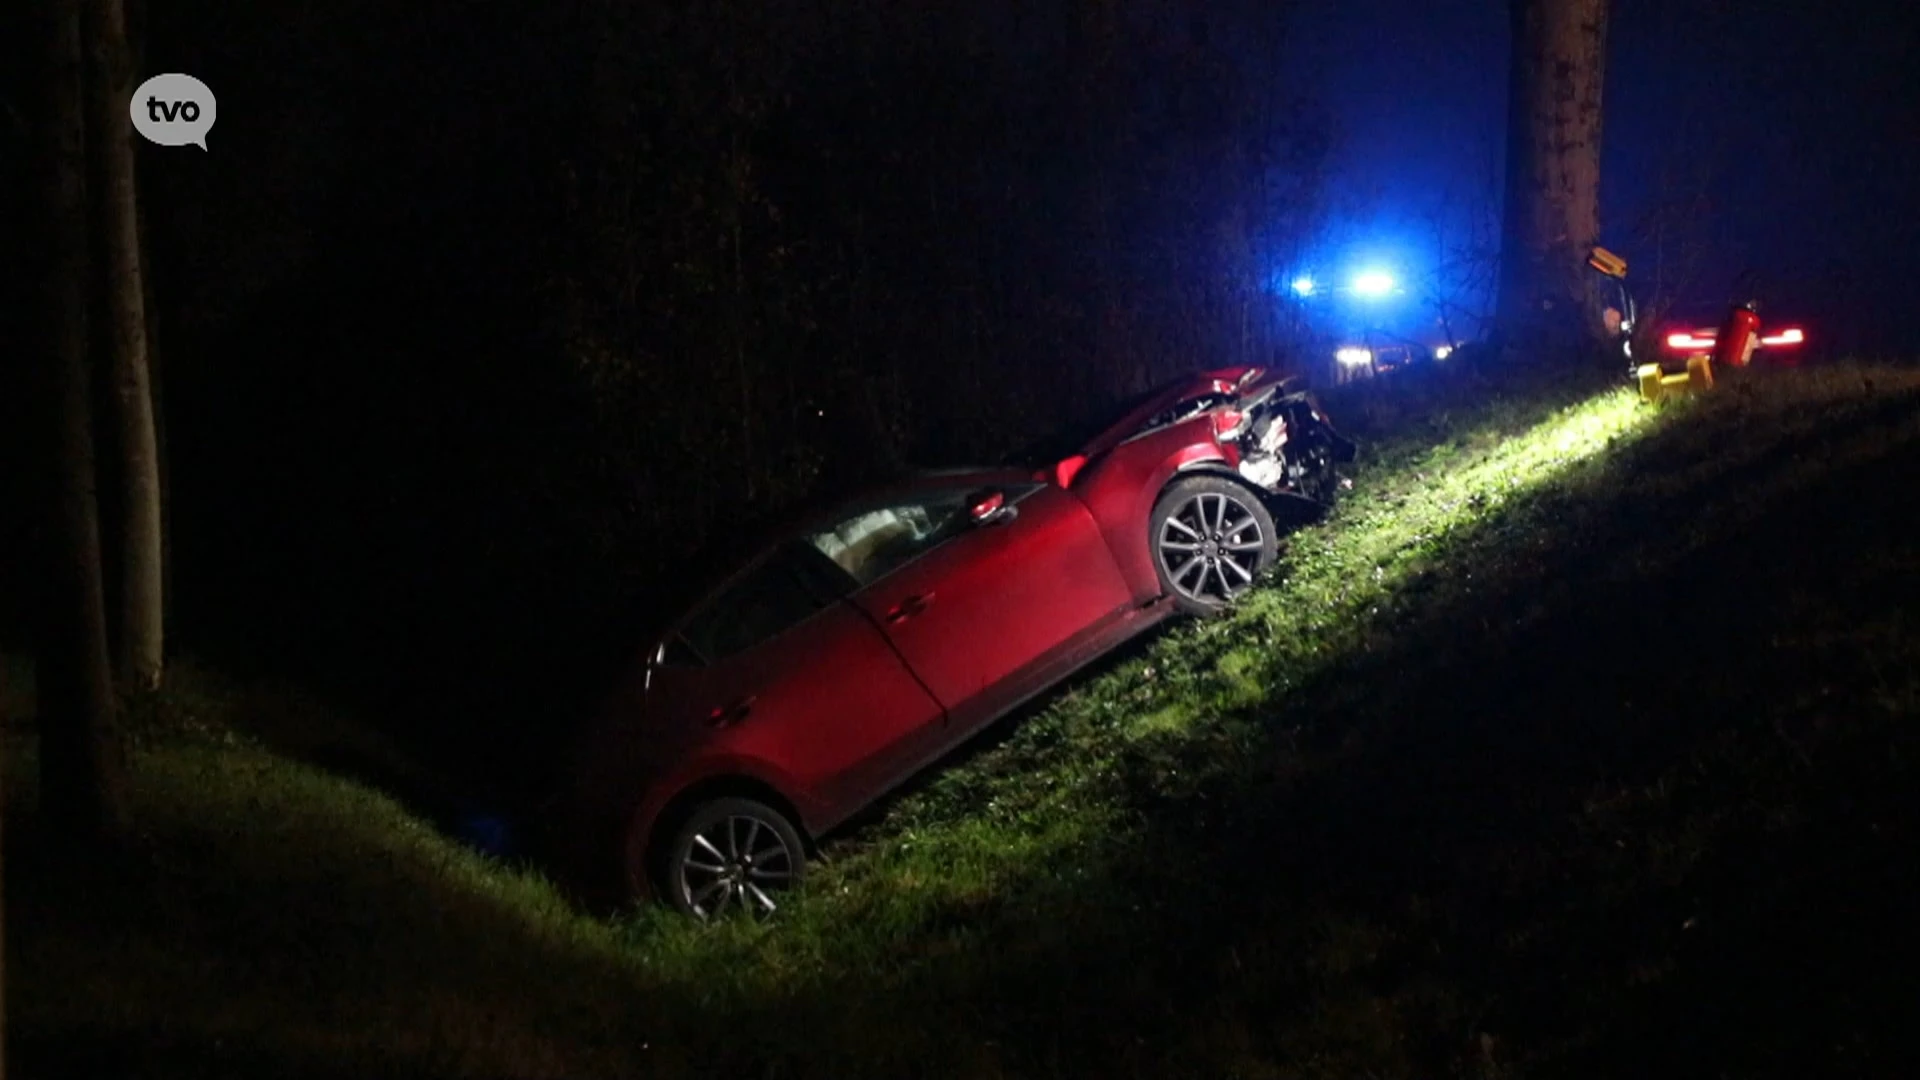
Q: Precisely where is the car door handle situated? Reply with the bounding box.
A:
[885,592,934,623]
[704,696,756,728]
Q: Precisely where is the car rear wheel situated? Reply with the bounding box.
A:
[660,797,806,920]
[1150,475,1278,615]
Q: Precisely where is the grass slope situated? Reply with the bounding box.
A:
[10,362,1920,1079]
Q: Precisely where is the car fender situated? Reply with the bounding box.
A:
[624,750,825,874]
[1171,458,1328,517]
[1070,418,1231,601]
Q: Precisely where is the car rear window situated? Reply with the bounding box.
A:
[676,549,838,663]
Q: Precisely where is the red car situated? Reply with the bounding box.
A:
[557,367,1355,918]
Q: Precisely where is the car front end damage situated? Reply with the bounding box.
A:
[1102,367,1357,506]
[1215,375,1357,505]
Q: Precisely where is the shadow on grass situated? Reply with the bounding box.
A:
[14,368,1920,1080]
[5,739,683,1080]
[104,657,553,867]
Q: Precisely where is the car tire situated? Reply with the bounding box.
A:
[657,796,807,920]
[1149,474,1278,616]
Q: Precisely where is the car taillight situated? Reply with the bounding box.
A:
[1760,328,1805,346]
[1666,331,1717,351]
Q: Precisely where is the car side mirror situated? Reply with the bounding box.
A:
[967,488,1017,526]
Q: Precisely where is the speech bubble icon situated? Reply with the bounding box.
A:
[130,73,217,151]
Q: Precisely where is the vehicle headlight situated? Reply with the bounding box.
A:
[1335,347,1373,367]
[1434,345,1452,360]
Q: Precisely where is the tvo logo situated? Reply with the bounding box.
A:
[130,73,216,151]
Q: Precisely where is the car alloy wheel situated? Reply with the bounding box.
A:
[1150,476,1278,614]
[664,797,804,920]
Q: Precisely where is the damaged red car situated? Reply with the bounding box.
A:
[557,367,1356,918]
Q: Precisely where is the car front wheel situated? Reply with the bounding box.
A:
[659,796,806,920]
[1150,475,1278,615]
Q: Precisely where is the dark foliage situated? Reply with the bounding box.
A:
[3,1,1330,804]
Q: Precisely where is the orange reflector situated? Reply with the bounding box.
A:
[1588,246,1629,279]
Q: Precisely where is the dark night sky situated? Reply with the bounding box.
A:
[1287,0,1505,226]
[1288,0,1920,354]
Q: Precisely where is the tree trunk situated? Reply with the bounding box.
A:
[144,194,174,639]
[86,0,165,691]
[1496,0,1611,360]
[129,0,173,640]
[2,670,8,1080]
[34,0,132,842]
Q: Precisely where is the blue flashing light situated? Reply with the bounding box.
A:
[1290,276,1317,297]
[1352,270,1396,298]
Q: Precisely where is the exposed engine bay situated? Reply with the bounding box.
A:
[1125,373,1357,505]
[1228,381,1355,504]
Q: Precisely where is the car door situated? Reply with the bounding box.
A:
[804,483,1134,717]
[647,542,946,824]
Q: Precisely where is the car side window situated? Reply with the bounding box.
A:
[675,548,838,664]
[657,634,704,668]
[805,491,974,587]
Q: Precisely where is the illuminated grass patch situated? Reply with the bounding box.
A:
[750,385,1657,915]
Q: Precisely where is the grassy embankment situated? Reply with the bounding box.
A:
[9,361,1920,1078]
